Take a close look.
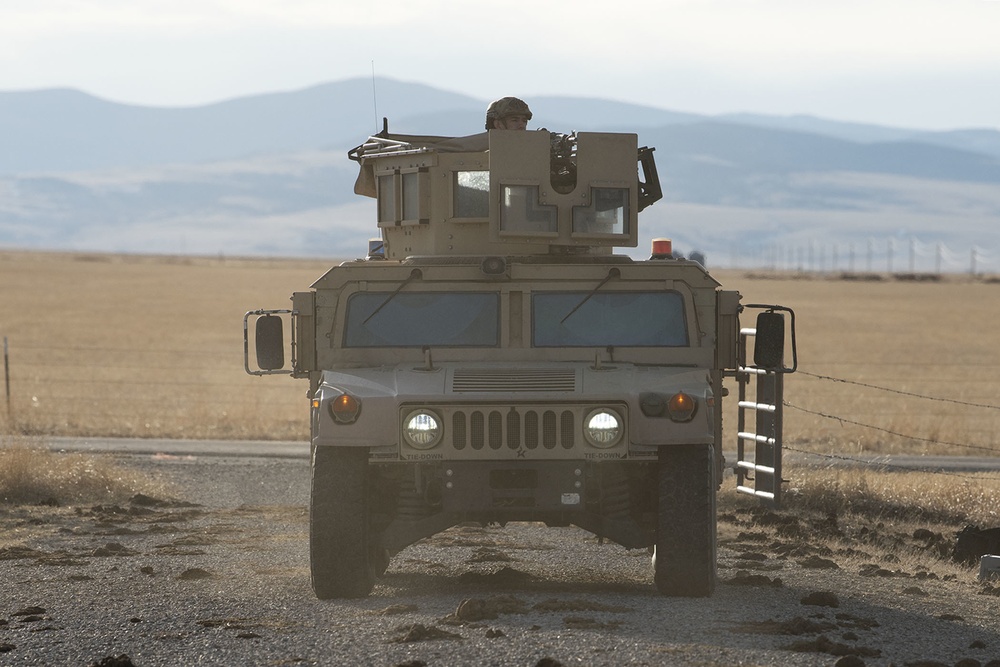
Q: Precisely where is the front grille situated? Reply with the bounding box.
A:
[400,403,628,460]
[451,368,577,393]
[451,407,577,451]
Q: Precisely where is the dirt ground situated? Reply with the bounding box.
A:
[2,456,999,666]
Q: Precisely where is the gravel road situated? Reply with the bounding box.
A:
[2,454,999,667]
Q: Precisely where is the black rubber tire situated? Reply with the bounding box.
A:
[310,446,375,599]
[654,444,717,597]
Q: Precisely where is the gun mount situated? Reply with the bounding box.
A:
[349,129,661,259]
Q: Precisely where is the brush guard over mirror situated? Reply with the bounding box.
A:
[733,305,797,507]
[244,309,297,376]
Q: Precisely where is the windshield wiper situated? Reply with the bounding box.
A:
[363,269,422,324]
[560,268,620,324]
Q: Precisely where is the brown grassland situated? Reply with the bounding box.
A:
[1,250,997,537]
[0,435,169,506]
[2,249,998,456]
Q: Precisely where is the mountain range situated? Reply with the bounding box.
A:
[2,77,999,270]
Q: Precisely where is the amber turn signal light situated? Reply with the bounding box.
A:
[666,392,696,422]
[329,394,361,424]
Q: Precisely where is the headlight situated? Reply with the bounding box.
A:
[583,408,622,448]
[667,392,697,422]
[403,410,443,449]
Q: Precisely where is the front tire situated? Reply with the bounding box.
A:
[654,444,717,597]
[310,446,375,599]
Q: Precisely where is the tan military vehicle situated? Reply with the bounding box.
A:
[245,125,797,599]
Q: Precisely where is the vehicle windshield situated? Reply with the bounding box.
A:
[533,291,688,347]
[344,292,499,347]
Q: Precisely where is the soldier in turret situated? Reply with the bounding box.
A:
[485,96,532,130]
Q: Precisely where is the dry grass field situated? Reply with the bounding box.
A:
[0,250,328,440]
[1,250,999,463]
[730,269,1000,460]
[1,251,998,571]
[0,436,169,505]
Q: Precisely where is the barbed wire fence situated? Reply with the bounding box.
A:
[781,371,1000,481]
[726,238,998,276]
[752,368,1000,480]
[0,338,305,441]
[2,338,999,482]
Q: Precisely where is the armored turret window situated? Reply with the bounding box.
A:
[344,292,499,347]
[454,171,489,218]
[377,169,428,225]
[377,174,396,224]
[402,172,418,220]
[572,188,629,236]
[531,291,688,347]
[500,185,557,234]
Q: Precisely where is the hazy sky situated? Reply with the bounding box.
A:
[3,0,999,130]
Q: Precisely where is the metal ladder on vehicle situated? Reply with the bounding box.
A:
[734,306,796,507]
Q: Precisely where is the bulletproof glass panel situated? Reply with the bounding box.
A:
[454,171,489,218]
[573,188,629,235]
[344,292,499,347]
[377,174,395,223]
[533,292,688,347]
[402,172,420,221]
[500,185,557,234]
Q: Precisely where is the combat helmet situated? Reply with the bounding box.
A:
[485,96,532,129]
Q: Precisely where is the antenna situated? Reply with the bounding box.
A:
[371,61,379,133]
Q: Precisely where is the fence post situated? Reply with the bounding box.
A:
[3,336,9,421]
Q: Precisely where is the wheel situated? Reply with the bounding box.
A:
[653,444,717,597]
[310,446,375,599]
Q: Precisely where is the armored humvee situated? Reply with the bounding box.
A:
[245,125,796,599]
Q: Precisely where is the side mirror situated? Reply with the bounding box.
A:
[256,315,285,370]
[753,311,785,370]
[637,146,662,212]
